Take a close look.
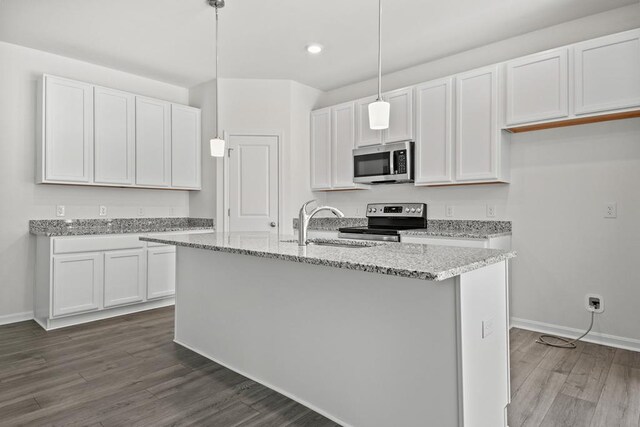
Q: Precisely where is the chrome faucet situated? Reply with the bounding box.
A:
[298,200,345,246]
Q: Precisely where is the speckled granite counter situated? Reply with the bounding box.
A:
[29,217,214,237]
[292,218,511,239]
[140,232,515,281]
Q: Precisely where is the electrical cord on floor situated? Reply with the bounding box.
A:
[536,310,595,349]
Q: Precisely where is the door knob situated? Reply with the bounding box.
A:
[270,222,277,227]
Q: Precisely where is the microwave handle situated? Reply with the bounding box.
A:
[389,150,395,175]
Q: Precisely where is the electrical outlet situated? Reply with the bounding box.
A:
[99,206,107,217]
[137,207,145,216]
[482,317,495,339]
[56,205,65,217]
[585,294,604,313]
[445,205,454,218]
[487,205,496,218]
[604,203,617,218]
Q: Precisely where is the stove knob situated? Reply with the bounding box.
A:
[405,207,410,213]
[368,208,372,213]
[372,208,377,213]
[410,208,416,213]
[417,208,422,213]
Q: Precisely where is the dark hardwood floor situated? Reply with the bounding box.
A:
[0,307,638,426]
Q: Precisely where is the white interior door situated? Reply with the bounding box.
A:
[227,134,279,232]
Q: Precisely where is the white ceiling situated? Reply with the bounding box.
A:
[0,0,637,91]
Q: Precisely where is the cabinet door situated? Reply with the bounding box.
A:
[456,66,500,181]
[505,49,569,125]
[383,88,414,143]
[135,97,171,187]
[103,249,145,308]
[310,108,332,190]
[355,95,383,147]
[43,76,93,183]
[414,78,453,185]
[147,246,176,299]
[94,87,135,185]
[52,253,102,317]
[331,102,356,188]
[171,104,201,189]
[574,29,640,115]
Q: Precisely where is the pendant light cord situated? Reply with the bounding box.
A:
[377,0,382,101]
[214,4,220,139]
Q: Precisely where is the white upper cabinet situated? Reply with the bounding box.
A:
[414,78,454,185]
[355,95,383,147]
[456,66,503,182]
[574,29,640,115]
[93,87,135,185]
[383,88,414,143]
[41,75,93,183]
[135,97,171,187]
[505,48,569,125]
[37,75,201,190]
[171,104,201,189]
[331,102,356,189]
[310,108,332,190]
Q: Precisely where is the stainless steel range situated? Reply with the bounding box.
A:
[338,203,427,242]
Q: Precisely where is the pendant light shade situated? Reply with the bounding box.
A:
[369,0,389,130]
[368,100,390,130]
[210,138,225,157]
[209,0,225,157]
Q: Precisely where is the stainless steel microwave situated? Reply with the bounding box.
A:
[353,141,414,184]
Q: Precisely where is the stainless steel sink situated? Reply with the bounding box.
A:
[281,239,378,249]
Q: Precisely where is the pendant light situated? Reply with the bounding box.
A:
[368,0,390,130]
[209,0,225,157]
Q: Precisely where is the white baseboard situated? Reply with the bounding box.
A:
[511,317,640,352]
[0,311,34,326]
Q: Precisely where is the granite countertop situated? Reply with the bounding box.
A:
[140,232,516,282]
[29,217,214,237]
[292,218,512,239]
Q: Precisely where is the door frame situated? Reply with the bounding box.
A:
[221,130,283,234]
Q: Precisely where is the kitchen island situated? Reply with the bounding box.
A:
[140,232,516,427]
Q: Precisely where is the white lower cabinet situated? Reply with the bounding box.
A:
[36,233,188,330]
[52,253,102,317]
[104,249,146,307]
[147,246,176,300]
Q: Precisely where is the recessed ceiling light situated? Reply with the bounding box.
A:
[306,44,323,54]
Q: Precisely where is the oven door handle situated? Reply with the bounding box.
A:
[389,150,395,175]
[338,232,400,242]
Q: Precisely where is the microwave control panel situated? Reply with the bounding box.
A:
[394,150,407,174]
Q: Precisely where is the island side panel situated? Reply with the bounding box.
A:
[175,246,461,427]
[457,261,509,427]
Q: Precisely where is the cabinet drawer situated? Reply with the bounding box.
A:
[53,235,144,254]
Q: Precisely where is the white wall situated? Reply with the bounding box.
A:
[318,7,640,344]
[324,120,640,342]
[188,80,217,219]
[317,3,640,108]
[0,41,191,320]
[189,78,323,234]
